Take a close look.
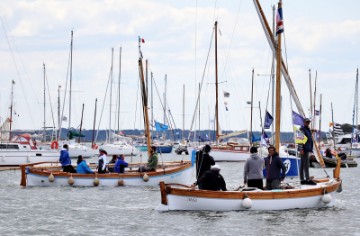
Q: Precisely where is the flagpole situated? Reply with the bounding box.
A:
[274,0,282,151]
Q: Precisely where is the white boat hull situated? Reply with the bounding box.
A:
[0,150,59,166]
[157,181,341,211]
[188,147,249,162]
[99,144,139,156]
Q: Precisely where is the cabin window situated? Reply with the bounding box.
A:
[0,144,19,150]
[36,153,42,156]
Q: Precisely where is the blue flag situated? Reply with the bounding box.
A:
[292,111,304,126]
[264,111,274,129]
[260,131,270,147]
[252,133,261,142]
[155,120,168,131]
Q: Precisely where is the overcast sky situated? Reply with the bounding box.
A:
[1,0,359,134]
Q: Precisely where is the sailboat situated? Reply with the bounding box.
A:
[19,38,193,187]
[156,0,342,211]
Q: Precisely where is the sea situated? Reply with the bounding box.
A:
[1,152,359,236]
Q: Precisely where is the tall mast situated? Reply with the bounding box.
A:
[69,30,73,130]
[9,80,15,141]
[146,59,149,110]
[117,46,122,134]
[274,0,282,151]
[138,41,152,158]
[91,98,97,149]
[109,47,114,143]
[271,5,276,144]
[78,103,84,143]
[163,74,167,124]
[43,63,46,142]
[250,69,255,145]
[313,71,318,132]
[182,84,185,143]
[309,69,313,130]
[151,72,154,135]
[318,93,322,144]
[214,21,219,145]
[57,85,61,140]
[355,68,359,126]
[198,83,200,144]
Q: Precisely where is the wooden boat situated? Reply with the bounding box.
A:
[310,155,358,168]
[157,0,343,211]
[19,39,193,187]
[20,161,193,187]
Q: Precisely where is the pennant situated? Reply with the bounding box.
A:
[138,36,145,43]
[260,131,270,147]
[276,6,284,35]
[314,110,320,116]
[154,120,168,131]
[223,91,230,98]
[292,111,304,126]
[224,101,228,111]
[264,111,274,129]
[294,126,308,144]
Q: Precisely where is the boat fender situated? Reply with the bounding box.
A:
[68,174,75,186]
[321,194,332,204]
[92,143,98,149]
[118,179,124,186]
[51,141,59,150]
[242,196,252,209]
[143,173,149,182]
[93,174,100,186]
[48,173,55,182]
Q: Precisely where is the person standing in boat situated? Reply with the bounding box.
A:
[195,144,215,182]
[139,146,158,172]
[197,164,227,191]
[76,155,94,174]
[265,146,286,190]
[59,144,76,173]
[114,154,128,173]
[108,155,118,172]
[244,146,264,190]
[97,149,108,174]
[298,118,316,185]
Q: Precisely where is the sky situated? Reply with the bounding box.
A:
[0,0,360,134]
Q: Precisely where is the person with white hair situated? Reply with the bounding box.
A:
[196,164,227,191]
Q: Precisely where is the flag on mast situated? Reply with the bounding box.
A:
[276,6,284,35]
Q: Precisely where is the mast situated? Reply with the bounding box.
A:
[138,41,152,158]
[271,5,276,144]
[91,98,97,149]
[313,71,318,133]
[250,69,255,145]
[182,84,185,143]
[163,74,167,124]
[69,30,73,130]
[355,68,359,126]
[198,83,201,145]
[43,63,46,142]
[309,69,313,130]
[109,47,114,143]
[331,102,336,150]
[9,80,15,141]
[78,103,84,143]
[117,46,122,134]
[274,0,282,151]
[214,21,219,145]
[151,72,154,135]
[57,85,61,140]
[319,93,322,144]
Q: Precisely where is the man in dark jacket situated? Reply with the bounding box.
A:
[298,118,316,185]
[195,144,215,182]
[197,165,227,191]
[59,144,76,173]
[265,146,286,190]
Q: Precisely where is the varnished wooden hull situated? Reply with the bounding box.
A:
[157,180,342,211]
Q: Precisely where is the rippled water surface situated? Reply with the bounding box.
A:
[1,153,359,236]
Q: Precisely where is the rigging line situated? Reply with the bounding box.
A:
[188,26,215,140]
[45,69,56,136]
[133,75,140,131]
[95,63,112,143]
[59,48,71,140]
[0,15,36,125]
[194,0,198,106]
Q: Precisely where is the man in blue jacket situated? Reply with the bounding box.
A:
[265,146,286,190]
[59,144,76,173]
[114,154,128,173]
[298,118,316,185]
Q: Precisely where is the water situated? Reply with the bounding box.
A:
[1,153,360,236]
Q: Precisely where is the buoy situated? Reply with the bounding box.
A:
[118,179,124,186]
[48,173,55,182]
[93,174,100,186]
[68,174,74,186]
[242,197,252,209]
[51,140,59,150]
[321,194,332,204]
[143,173,149,182]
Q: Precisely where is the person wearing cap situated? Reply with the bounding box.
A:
[265,146,286,190]
[197,164,227,191]
[138,146,158,172]
[195,144,215,185]
[97,148,108,174]
[244,146,264,189]
[59,144,76,173]
[298,118,316,185]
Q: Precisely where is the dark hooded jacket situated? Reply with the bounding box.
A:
[197,169,227,191]
[264,152,286,180]
[195,150,215,180]
[298,125,313,152]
